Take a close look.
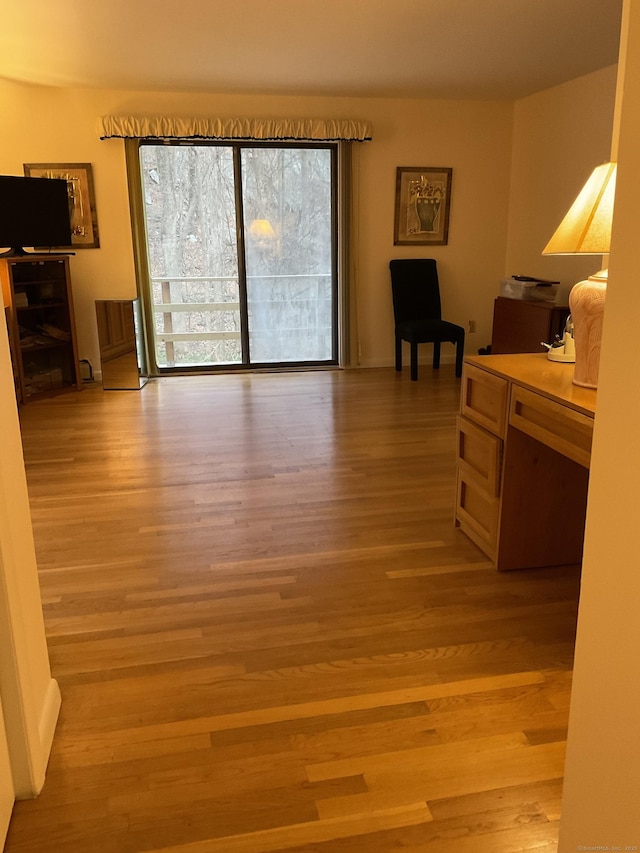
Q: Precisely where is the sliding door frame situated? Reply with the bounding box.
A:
[126,138,342,376]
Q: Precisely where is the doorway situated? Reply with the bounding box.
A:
[138,142,337,373]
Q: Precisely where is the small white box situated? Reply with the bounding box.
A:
[500,278,559,302]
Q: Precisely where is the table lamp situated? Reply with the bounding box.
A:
[542,161,617,388]
[248,219,275,240]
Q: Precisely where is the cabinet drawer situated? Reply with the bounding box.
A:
[509,385,594,468]
[461,364,508,437]
[457,415,502,497]
[455,472,499,560]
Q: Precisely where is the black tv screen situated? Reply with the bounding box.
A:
[0,175,72,256]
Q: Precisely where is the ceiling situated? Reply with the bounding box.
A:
[0,0,623,101]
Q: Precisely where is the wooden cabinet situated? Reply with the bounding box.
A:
[491,297,570,354]
[455,353,596,571]
[0,255,81,403]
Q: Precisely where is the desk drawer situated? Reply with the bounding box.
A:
[457,415,502,496]
[509,385,593,468]
[461,364,508,437]
[455,471,499,560]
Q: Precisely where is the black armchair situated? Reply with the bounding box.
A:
[390,258,465,380]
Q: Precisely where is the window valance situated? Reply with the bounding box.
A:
[98,115,372,142]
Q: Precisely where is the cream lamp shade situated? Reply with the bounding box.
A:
[542,161,617,389]
[543,161,616,257]
[248,219,276,239]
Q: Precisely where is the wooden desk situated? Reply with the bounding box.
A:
[455,353,597,570]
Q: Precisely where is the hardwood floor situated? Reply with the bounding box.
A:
[5,366,579,852]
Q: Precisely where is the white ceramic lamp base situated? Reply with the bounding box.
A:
[569,273,607,389]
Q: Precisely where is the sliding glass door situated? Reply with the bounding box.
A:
[138,142,336,372]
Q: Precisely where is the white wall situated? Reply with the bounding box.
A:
[0,73,618,370]
[507,66,618,304]
[0,686,15,845]
[0,82,515,369]
[0,317,61,801]
[356,97,513,363]
[559,0,640,845]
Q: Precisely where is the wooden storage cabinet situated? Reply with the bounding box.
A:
[0,255,81,403]
[491,297,570,354]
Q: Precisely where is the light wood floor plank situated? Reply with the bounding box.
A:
[5,366,579,852]
[153,803,434,853]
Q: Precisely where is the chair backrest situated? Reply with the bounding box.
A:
[390,259,442,324]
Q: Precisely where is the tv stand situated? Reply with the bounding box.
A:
[0,254,81,403]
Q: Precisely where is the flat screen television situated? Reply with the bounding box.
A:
[0,175,72,257]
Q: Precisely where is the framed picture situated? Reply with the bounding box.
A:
[394,166,452,246]
[23,162,100,249]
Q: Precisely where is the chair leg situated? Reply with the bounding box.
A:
[410,342,418,381]
[433,342,441,369]
[455,338,464,378]
[395,335,402,372]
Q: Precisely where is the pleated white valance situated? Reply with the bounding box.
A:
[98,115,372,142]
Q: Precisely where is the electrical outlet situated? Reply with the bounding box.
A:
[468,320,477,333]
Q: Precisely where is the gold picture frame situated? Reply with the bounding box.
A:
[23,162,100,249]
[394,166,452,246]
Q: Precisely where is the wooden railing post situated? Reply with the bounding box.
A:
[160,280,175,365]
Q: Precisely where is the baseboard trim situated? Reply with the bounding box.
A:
[35,678,61,794]
[14,678,61,800]
[358,354,458,369]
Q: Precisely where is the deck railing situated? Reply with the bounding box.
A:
[150,273,332,365]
